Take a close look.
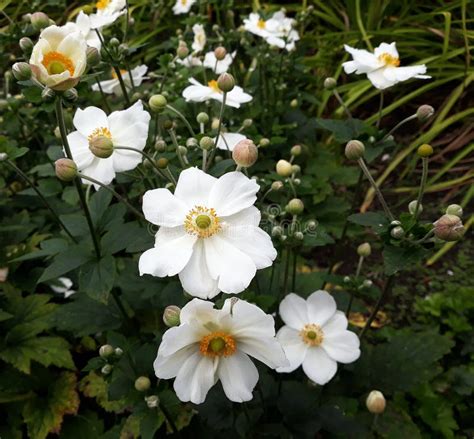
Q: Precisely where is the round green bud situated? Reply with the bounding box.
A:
[134,376,151,392]
[306,219,318,231]
[390,226,404,239]
[99,344,114,358]
[154,139,166,152]
[232,139,258,168]
[259,138,270,147]
[345,140,365,160]
[294,231,304,240]
[156,157,169,169]
[217,73,235,92]
[55,158,77,182]
[30,12,51,30]
[390,220,401,226]
[271,181,284,191]
[363,279,373,288]
[186,137,198,148]
[163,305,181,327]
[163,120,174,130]
[242,118,253,128]
[408,200,422,215]
[416,105,434,122]
[214,46,227,60]
[109,37,120,47]
[200,136,215,150]
[12,62,32,81]
[19,37,34,55]
[0,152,8,161]
[323,77,337,90]
[417,143,433,157]
[276,159,292,177]
[446,204,463,217]
[86,46,101,67]
[196,112,209,124]
[149,94,167,113]
[291,144,302,156]
[178,145,188,155]
[89,135,113,158]
[177,44,189,59]
[366,390,386,414]
[433,214,465,241]
[101,364,113,375]
[286,198,304,215]
[291,164,301,175]
[290,99,298,108]
[357,242,371,257]
[343,276,351,283]
[114,347,123,357]
[272,226,283,237]
[293,178,301,185]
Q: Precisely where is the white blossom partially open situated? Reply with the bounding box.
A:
[203,50,236,74]
[182,78,252,108]
[173,0,196,15]
[192,24,207,53]
[91,65,148,95]
[154,298,287,404]
[277,291,361,385]
[89,0,127,29]
[67,100,150,188]
[139,167,276,298]
[343,42,430,90]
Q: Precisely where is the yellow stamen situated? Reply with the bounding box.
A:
[199,331,236,357]
[378,53,400,67]
[96,0,110,10]
[207,79,221,93]
[300,324,324,346]
[257,19,266,29]
[88,127,112,143]
[181,0,187,4]
[42,52,75,76]
[184,206,221,238]
[111,68,128,80]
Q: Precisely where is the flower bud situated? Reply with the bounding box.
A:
[114,347,123,357]
[417,143,433,157]
[294,178,301,185]
[163,305,181,327]
[323,77,337,90]
[446,204,463,217]
[214,46,227,60]
[366,390,386,414]
[178,145,188,156]
[0,152,8,161]
[286,198,304,215]
[200,136,215,150]
[390,226,404,239]
[276,159,292,177]
[145,395,159,408]
[357,243,371,257]
[433,214,465,241]
[291,144,302,156]
[12,62,32,81]
[86,46,101,67]
[408,200,422,215]
[177,44,189,60]
[242,118,253,128]
[163,120,174,130]
[345,140,365,160]
[363,279,373,288]
[156,157,169,169]
[101,364,113,375]
[416,105,434,122]
[294,231,304,240]
[155,139,166,152]
[63,88,78,102]
[55,158,77,182]
[291,164,301,175]
[306,219,317,231]
[99,344,114,358]
[211,118,220,130]
[149,94,167,113]
[186,137,198,149]
[343,276,351,283]
[19,37,34,55]
[41,87,55,101]
[134,376,151,392]
[109,37,120,47]
[30,12,51,31]
[272,226,283,237]
[217,73,235,92]
[259,138,270,147]
[196,112,209,124]
[89,135,114,158]
[290,99,298,108]
[233,139,258,168]
[271,181,284,191]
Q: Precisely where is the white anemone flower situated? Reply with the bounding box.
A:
[173,0,196,15]
[91,65,148,95]
[277,290,361,385]
[73,11,102,50]
[182,78,252,108]
[139,167,276,298]
[67,100,150,188]
[214,132,247,151]
[203,51,236,74]
[343,42,430,90]
[192,24,206,53]
[29,25,87,91]
[50,277,76,298]
[89,0,127,29]
[154,298,288,404]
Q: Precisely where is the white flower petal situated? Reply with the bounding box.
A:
[279,293,309,330]
[306,290,337,327]
[238,336,288,369]
[67,131,94,169]
[142,188,188,227]
[81,157,115,188]
[367,68,396,90]
[158,324,201,357]
[384,65,429,82]
[302,346,338,385]
[224,206,260,227]
[215,132,246,151]
[154,345,195,379]
[322,310,348,336]
[374,42,399,59]
[343,44,380,73]
[108,100,150,149]
[179,298,217,325]
[322,330,361,364]
[92,78,119,94]
[73,106,109,138]
[174,167,216,208]
[218,351,258,402]
[276,326,307,373]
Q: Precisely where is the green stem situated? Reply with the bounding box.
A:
[414,158,428,219]
[346,255,364,316]
[167,129,187,169]
[382,114,417,141]
[281,248,291,298]
[94,78,111,113]
[55,97,101,259]
[166,104,196,137]
[111,289,129,320]
[376,90,384,128]
[355,0,373,51]
[333,89,352,120]
[113,146,162,174]
[159,402,181,437]
[214,92,227,148]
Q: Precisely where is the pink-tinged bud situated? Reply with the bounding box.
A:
[366,390,386,414]
[214,46,227,60]
[232,139,258,168]
[89,135,113,158]
[177,43,189,60]
[217,73,235,92]
[345,140,365,160]
[163,305,181,327]
[55,158,77,182]
[30,12,51,30]
[433,214,465,241]
[416,105,434,122]
[12,62,32,81]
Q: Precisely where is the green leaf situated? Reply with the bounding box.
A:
[375,405,422,439]
[79,372,128,413]
[314,118,368,142]
[79,255,117,303]
[383,245,427,275]
[140,410,165,439]
[348,212,389,233]
[101,221,142,255]
[21,87,42,104]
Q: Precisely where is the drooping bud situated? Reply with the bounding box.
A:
[433,214,465,241]
[200,136,215,150]
[357,243,371,257]
[366,390,386,414]
[19,37,34,55]
[30,12,51,31]
[259,138,270,147]
[214,46,227,60]
[291,144,302,156]
[345,140,365,160]
[148,94,167,113]
[99,344,114,358]
[416,105,434,122]
[196,112,209,124]
[286,198,304,215]
[271,181,284,191]
[55,158,77,182]
[163,305,181,327]
[217,73,235,92]
[323,77,337,90]
[12,62,32,81]
[89,135,113,158]
[417,143,433,157]
[86,46,101,67]
[446,204,463,218]
[390,226,404,239]
[134,376,151,392]
[276,159,292,177]
[233,139,258,168]
[408,200,422,215]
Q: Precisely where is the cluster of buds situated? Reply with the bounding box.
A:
[99,344,124,375]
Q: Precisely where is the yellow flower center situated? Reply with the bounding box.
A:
[207,79,221,93]
[96,0,110,10]
[257,18,266,29]
[42,52,75,76]
[184,206,221,238]
[87,127,112,144]
[199,331,236,357]
[111,68,128,80]
[181,0,187,4]
[378,53,400,67]
[300,324,324,346]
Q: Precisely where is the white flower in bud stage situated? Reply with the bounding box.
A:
[67,100,150,188]
[192,24,206,53]
[214,132,247,151]
[50,277,76,298]
[277,291,361,385]
[343,42,430,90]
[203,50,236,74]
[173,0,196,15]
[89,0,127,29]
[139,167,276,298]
[92,65,148,95]
[182,78,252,108]
[29,25,87,91]
[154,298,287,404]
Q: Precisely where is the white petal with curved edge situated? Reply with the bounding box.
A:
[158,324,202,357]
[112,147,143,173]
[322,311,348,336]
[209,172,259,217]
[218,351,258,402]
[343,44,380,73]
[67,131,94,169]
[182,84,213,102]
[174,167,216,208]
[215,132,247,151]
[179,240,220,299]
[142,189,188,227]
[91,78,119,94]
[367,68,396,90]
[302,346,338,385]
[374,42,399,59]
[306,290,337,327]
[179,298,216,325]
[224,206,261,227]
[385,65,429,82]
[173,351,217,404]
[238,336,288,369]
[57,33,87,69]
[322,330,360,364]
[154,345,195,379]
[138,227,196,277]
[39,25,69,49]
[73,106,109,137]
[81,157,115,188]
[276,325,308,373]
[279,293,308,330]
